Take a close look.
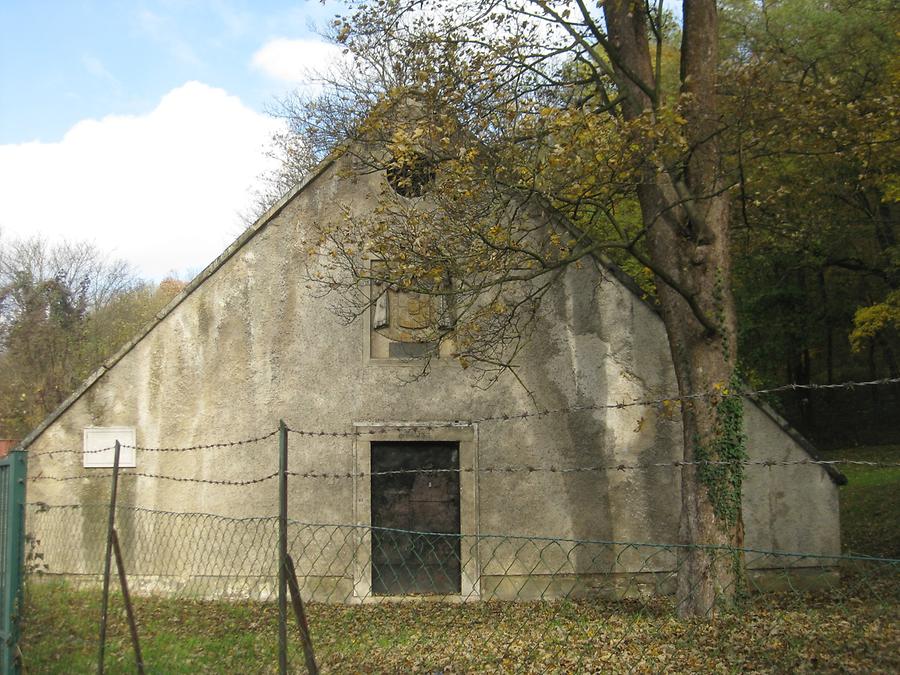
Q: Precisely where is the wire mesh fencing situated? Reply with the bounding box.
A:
[26,504,279,600]
[22,502,900,672]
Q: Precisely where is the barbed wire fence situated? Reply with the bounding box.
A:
[20,378,900,673]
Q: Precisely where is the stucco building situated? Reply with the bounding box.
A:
[22,144,843,601]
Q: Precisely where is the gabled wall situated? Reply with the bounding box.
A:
[24,152,840,598]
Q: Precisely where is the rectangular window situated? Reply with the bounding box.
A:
[83,427,136,468]
[369,273,455,360]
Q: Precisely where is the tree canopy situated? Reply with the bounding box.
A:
[261,0,897,424]
[720,0,899,391]
[0,235,185,438]
[267,0,751,616]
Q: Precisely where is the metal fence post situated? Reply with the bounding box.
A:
[111,530,144,674]
[1,450,27,675]
[285,554,318,674]
[98,441,121,675]
[278,421,288,675]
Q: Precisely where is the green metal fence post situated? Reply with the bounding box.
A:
[1,451,27,675]
[98,441,121,675]
[278,421,288,675]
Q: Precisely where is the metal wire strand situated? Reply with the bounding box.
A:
[28,471,279,486]
[28,429,280,458]
[23,377,900,454]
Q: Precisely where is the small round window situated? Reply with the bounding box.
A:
[386,153,435,198]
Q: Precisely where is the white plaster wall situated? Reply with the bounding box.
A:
[25,153,841,598]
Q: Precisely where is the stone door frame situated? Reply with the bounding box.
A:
[352,422,479,601]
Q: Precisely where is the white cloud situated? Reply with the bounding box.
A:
[0,82,282,280]
[251,38,346,87]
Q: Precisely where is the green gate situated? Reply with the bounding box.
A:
[0,451,26,675]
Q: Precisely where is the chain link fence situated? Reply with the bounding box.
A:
[26,502,900,599]
[18,379,900,672]
[22,503,900,671]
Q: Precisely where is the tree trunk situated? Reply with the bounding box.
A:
[604,0,745,617]
[818,269,834,384]
[637,181,745,618]
[664,252,745,613]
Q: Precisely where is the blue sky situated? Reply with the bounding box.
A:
[0,1,682,281]
[0,1,345,279]
[0,1,342,144]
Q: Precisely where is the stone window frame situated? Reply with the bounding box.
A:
[83,426,136,468]
[364,278,456,364]
[351,422,480,601]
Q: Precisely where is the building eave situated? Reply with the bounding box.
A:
[16,154,338,451]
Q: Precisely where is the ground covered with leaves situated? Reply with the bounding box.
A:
[20,570,899,674]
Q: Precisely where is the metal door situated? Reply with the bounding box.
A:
[371,442,461,595]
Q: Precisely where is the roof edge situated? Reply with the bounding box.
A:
[744,392,847,485]
[588,251,840,484]
[592,252,660,315]
[567,229,836,484]
[17,154,338,451]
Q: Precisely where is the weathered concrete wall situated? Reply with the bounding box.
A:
[742,403,841,560]
[24,152,840,599]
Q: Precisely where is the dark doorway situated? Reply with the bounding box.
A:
[371,441,461,595]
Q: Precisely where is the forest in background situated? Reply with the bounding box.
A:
[0,234,185,439]
[719,0,899,445]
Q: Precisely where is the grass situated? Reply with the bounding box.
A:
[819,444,900,558]
[18,444,900,673]
[20,588,283,674]
[19,578,899,673]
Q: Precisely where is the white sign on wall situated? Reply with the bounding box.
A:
[83,427,137,468]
